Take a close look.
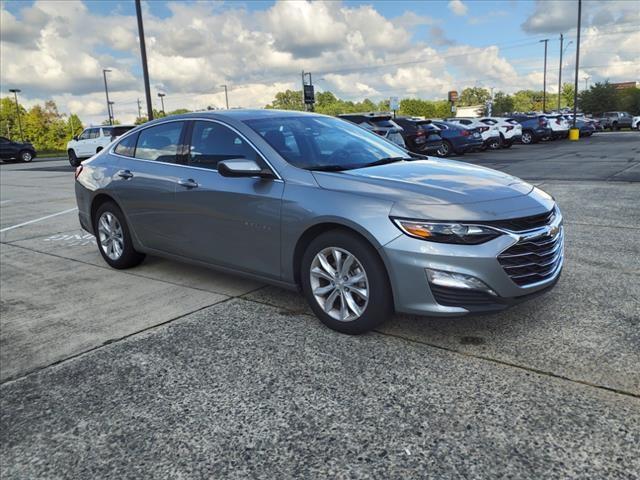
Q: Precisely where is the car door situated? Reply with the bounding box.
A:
[0,137,13,159]
[171,119,284,280]
[110,120,190,253]
[74,129,91,157]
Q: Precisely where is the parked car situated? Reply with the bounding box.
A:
[393,116,443,155]
[478,117,523,148]
[430,120,484,156]
[446,117,501,150]
[600,111,634,130]
[0,136,36,162]
[75,110,562,334]
[545,115,570,139]
[67,125,135,166]
[511,115,552,144]
[632,116,640,130]
[575,118,596,137]
[337,113,406,147]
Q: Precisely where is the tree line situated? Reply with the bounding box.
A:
[2,81,637,150]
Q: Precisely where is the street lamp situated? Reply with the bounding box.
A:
[108,101,115,123]
[157,92,166,115]
[539,39,549,113]
[103,69,113,125]
[8,89,24,140]
[220,84,229,109]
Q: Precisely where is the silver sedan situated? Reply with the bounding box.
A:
[75,110,563,334]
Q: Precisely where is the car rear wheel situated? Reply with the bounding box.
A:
[521,131,534,145]
[94,202,145,269]
[301,230,393,334]
[612,122,619,131]
[436,140,452,157]
[19,150,33,162]
[487,137,500,150]
[68,149,80,167]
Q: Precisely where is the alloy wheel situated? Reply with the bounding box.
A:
[21,152,33,162]
[437,142,449,156]
[522,132,532,144]
[309,247,369,322]
[97,211,124,260]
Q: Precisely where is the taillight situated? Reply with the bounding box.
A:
[539,119,547,126]
[505,126,513,131]
[461,130,470,137]
[555,119,561,125]
[75,165,83,180]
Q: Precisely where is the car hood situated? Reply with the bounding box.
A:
[312,159,553,220]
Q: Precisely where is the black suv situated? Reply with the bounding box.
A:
[0,137,37,162]
[393,116,443,155]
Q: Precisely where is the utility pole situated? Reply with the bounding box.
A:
[540,39,549,112]
[157,92,166,115]
[558,34,563,112]
[135,0,153,121]
[220,85,229,109]
[8,88,24,140]
[102,69,113,125]
[137,98,142,119]
[572,0,582,128]
[108,101,115,123]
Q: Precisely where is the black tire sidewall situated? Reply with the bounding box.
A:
[68,150,80,167]
[93,202,144,269]
[20,150,33,162]
[300,230,393,334]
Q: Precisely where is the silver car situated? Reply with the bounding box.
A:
[75,110,563,334]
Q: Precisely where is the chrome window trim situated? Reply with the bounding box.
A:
[109,117,282,180]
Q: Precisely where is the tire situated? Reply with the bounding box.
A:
[301,230,393,334]
[521,131,534,145]
[68,149,80,167]
[93,201,145,269]
[19,150,33,162]
[437,140,452,157]
[502,140,513,149]
[487,137,500,150]
[613,122,619,131]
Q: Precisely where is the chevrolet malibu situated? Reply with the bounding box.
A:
[75,110,564,334]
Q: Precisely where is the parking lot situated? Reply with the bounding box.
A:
[1,132,639,478]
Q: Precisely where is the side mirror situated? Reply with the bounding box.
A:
[218,158,275,179]
[73,136,78,141]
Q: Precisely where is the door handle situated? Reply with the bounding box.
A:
[177,178,199,189]
[117,169,133,179]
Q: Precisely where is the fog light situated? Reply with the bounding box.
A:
[426,269,497,296]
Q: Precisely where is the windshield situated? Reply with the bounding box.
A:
[244,115,410,171]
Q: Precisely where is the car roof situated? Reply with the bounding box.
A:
[141,109,321,126]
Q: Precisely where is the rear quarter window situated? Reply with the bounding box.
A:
[114,132,139,157]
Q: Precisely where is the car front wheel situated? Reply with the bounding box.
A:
[94,202,145,269]
[301,230,393,334]
[20,150,33,162]
[436,140,452,157]
[487,137,500,150]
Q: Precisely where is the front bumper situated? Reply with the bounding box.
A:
[381,215,564,316]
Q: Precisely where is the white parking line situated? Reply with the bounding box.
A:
[0,207,78,233]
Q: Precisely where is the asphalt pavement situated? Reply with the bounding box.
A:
[1,132,639,479]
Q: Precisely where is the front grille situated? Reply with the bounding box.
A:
[429,284,500,308]
[483,207,556,232]
[498,228,564,286]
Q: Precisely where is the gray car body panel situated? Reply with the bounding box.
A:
[76,110,562,315]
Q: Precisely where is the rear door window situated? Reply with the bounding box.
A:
[188,121,260,170]
[135,121,184,163]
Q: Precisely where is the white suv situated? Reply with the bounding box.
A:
[67,125,135,166]
[447,118,501,150]
[545,115,570,139]
[479,117,523,148]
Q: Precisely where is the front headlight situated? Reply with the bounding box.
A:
[392,218,501,244]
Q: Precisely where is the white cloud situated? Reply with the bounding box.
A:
[448,0,468,16]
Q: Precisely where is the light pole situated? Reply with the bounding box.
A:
[558,38,573,111]
[8,89,24,140]
[108,101,115,123]
[135,0,153,121]
[540,39,549,113]
[102,69,113,125]
[157,92,166,115]
[220,85,229,109]
[572,0,582,129]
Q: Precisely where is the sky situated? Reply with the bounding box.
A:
[1,0,638,125]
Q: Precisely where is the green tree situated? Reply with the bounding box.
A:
[616,87,640,115]
[0,97,27,140]
[67,114,84,139]
[579,81,617,114]
[265,89,304,111]
[561,83,575,109]
[492,92,514,115]
[458,87,490,107]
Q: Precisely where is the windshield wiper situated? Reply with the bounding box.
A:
[360,156,408,168]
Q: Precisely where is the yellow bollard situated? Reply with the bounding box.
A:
[569,128,580,141]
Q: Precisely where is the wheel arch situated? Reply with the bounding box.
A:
[291,221,390,289]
